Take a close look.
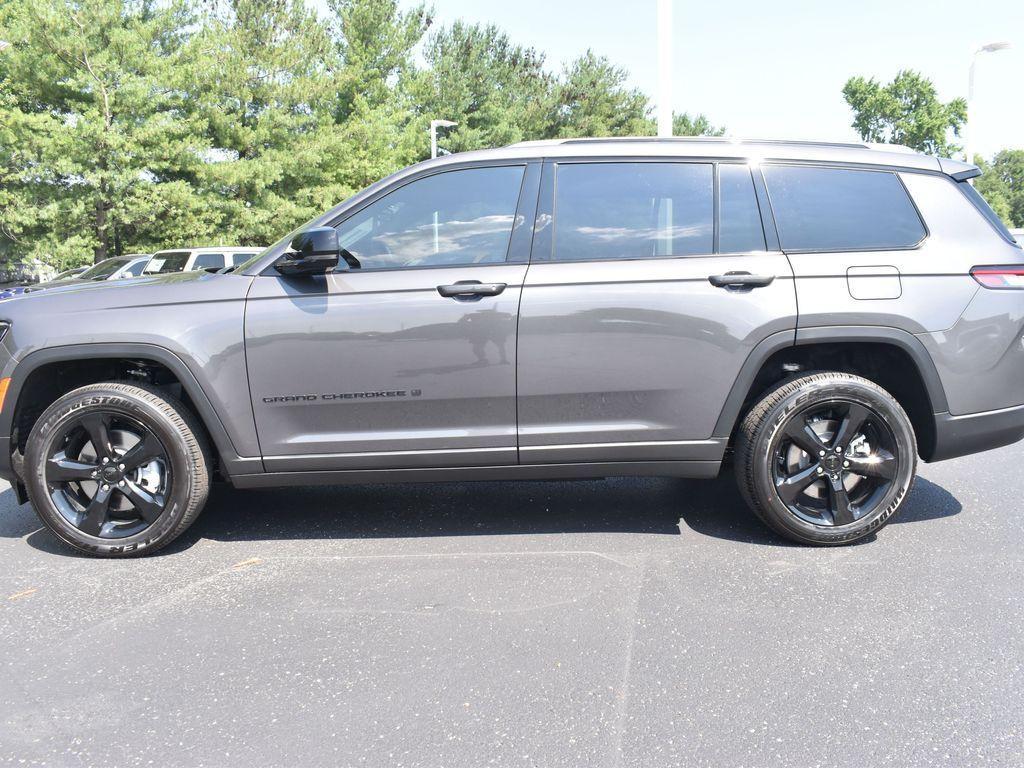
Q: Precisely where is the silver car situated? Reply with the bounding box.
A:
[1,137,1022,556]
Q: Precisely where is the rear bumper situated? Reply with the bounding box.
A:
[928,403,1024,462]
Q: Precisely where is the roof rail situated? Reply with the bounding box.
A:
[509,136,919,153]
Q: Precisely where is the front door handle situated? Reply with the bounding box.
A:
[437,281,507,300]
[708,272,775,290]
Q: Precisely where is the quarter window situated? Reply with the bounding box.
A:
[719,164,766,253]
[552,162,714,261]
[334,166,525,270]
[763,165,926,251]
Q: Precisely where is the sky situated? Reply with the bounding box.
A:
[352,0,1024,159]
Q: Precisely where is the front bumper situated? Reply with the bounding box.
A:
[929,403,1024,462]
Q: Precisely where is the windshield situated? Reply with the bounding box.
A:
[78,258,129,280]
[144,252,191,274]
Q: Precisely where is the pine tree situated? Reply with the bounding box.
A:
[0,0,205,266]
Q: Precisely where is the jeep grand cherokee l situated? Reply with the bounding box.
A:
[1,137,1022,556]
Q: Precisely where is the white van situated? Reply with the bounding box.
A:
[144,246,263,275]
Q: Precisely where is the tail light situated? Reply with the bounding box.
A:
[970,266,1024,289]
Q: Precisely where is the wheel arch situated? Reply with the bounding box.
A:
[2,343,259,480]
[714,327,948,461]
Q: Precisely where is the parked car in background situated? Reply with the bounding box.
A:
[51,266,89,281]
[143,247,262,275]
[0,255,150,300]
[1012,228,1023,247]
[68,254,151,282]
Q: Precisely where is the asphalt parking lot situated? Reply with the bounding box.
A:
[1,444,1022,768]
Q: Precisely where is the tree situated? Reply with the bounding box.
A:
[324,0,431,189]
[329,0,430,121]
[0,0,205,266]
[976,150,1024,227]
[414,22,554,154]
[548,51,651,138]
[186,0,349,246]
[672,112,725,137]
[842,70,967,156]
[0,0,729,271]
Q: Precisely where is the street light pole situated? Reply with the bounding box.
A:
[430,119,458,160]
[965,41,1011,166]
[656,0,673,138]
[429,119,458,253]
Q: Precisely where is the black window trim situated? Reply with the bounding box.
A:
[759,161,931,255]
[717,162,770,255]
[533,157,775,266]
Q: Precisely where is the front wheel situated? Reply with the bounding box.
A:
[735,372,917,545]
[24,382,211,557]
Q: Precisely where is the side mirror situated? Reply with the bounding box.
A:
[275,227,341,277]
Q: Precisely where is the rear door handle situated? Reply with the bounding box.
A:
[708,272,775,290]
[437,281,507,300]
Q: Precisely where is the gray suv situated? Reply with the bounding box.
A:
[1,138,1022,556]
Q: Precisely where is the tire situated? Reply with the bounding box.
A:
[24,382,211,557]
[735,372,917,546]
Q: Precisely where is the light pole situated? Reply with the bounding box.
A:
[656,0,673,138]
[429,119,457,254]
[430,119,457,160]
[965,40,1011,166]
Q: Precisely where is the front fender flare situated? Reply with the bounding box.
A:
[1,342,261,479]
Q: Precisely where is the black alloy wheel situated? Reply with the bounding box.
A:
[772,400,899,527]
[25,382,211,557]
[735,372,917,546]
[45,410,172,539]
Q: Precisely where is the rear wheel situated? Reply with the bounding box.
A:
[735,372,917,545]
[24,382,210,557]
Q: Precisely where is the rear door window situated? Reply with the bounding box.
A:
[762,165,926,251]
[551,162,714,261]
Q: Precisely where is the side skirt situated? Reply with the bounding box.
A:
[229,460,722,489]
